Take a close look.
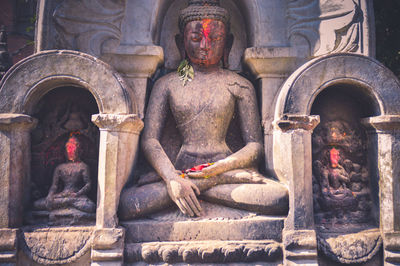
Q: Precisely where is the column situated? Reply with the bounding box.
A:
[362,115,400,265]
[273,114,320,265]
[92,114,144,229]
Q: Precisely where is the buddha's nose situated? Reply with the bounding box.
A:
[200,37,210,50]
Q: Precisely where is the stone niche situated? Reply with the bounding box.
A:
[1,0,400,266]
[0,50,143,265]
[273,53,400,265]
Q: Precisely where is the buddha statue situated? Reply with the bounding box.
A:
[33,135,96,225]
[119,0,288,219]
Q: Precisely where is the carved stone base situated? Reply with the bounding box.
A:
[125,240,282,264]
[19,226,94,265]
[384,232,400,265]
[91,228,125,265]
[283,229,318,265]
[0,229,18,265]
[317,228,382,264]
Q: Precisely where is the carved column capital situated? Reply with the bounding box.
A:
[92,227,124,264]
[0,113,37,131]
[274,114,320,132]
[92,114,143,134]
[362,115,400,133]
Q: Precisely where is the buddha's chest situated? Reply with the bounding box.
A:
[59,164,83,184]
[169,85,235,123]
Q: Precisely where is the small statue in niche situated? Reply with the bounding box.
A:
[119,0,288,219]
[33,135,96,225]
[312,120,371,225]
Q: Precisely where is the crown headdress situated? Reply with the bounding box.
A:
[179,0,230,32]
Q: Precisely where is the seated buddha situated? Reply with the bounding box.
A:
[119,0,288,219]
[33,135,96,224]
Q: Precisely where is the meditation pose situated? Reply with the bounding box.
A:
[33,135,96,224]
[119,0,288,219]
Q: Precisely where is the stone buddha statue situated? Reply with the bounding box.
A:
[119,0,288,219]
[33,135,96,225]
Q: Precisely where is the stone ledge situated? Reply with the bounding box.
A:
[125,240,282,264]
[122,215,284,243]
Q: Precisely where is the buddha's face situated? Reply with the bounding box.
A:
[65,137,80,162]
[184,19,226,67]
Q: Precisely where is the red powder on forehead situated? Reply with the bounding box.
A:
[330,147,340,168]
[66,137,79,161]
[202,19,212,39]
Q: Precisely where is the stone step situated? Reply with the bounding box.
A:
[125,239,283,264]
[122,216,285,243]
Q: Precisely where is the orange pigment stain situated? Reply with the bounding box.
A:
[66,137,78,161]
[202,19,212,39]
[330,147,340,168]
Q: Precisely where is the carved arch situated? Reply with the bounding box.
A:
[274,53,400,120]
[0,50,135,115]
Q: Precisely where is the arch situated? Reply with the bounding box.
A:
[274,53,400,120]
[0,50,135,115]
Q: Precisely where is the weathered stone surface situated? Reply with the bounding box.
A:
[122,211,284,243]
[20,226,94,265]
[0,50,134,114]
[317,228,382,264]
[91,228,125,264]
[0,229,18,263]
[0,114,37,228]
[125,240,282,264]
[92,114,143,228]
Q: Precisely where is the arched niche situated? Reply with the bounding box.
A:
[28,86,100,226]
[158,0,248,71]
[0,50,134,115]
[273,53,400,264]
[0,50,143,229]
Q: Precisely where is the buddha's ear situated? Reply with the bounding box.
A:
[175,34,186,61]
[223,33,233,68]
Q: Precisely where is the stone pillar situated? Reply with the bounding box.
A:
[0,114,37,228]
[101,45,164,119]
[362,115,400,265]
[243,47,302,176]
[92,114,144,229]
[272,114,320,265]
[91,227,125,266]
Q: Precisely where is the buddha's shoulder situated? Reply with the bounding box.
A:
[220,69,253,86]
[153,72,181,88]
[220,69,254,97]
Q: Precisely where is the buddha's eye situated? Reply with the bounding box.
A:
[210,35,223,41]
[191,34,201,42]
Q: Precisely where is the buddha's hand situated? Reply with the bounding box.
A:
[166,177,202,216]
[187,161,226,179]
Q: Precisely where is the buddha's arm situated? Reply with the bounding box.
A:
[76,164,91,196]
[188,80,263,178]
[142,79,201,216]
[47,166,61,198]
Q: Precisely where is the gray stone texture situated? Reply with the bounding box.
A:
[1,0,400,265]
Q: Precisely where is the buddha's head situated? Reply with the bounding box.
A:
[178,0,232,68]
[65,135,81,162]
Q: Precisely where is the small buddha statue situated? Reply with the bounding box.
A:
[33,135,96,225]
[119,0,288,219]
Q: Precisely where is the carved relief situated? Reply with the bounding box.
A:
[53,0,126,57]
[126,241,282,264]
[312,120,371,225]
[20,227,93,264]
[287,0,363,56]
[28,87,99,226]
